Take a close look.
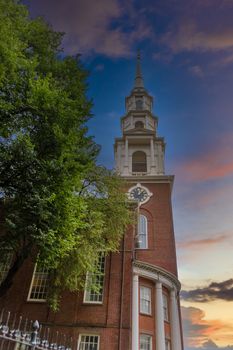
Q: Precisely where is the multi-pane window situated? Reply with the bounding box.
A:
[138,214,148,249]
[140,286,151,315]
[132,151,147,173]
[28,264,49,301]
[163,293,169,321]
[140,334,152,350]
[84,254,105,303]
[78,335,100,350]
[0,250,13,284]
[165,339,171,350]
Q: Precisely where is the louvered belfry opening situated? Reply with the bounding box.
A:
[132,151,147,172]
[135,121,144,129]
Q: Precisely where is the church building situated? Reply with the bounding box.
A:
[0,55,183,350]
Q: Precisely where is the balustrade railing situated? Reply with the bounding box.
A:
[131,172,147,176]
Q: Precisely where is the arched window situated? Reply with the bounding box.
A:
[132,151,147,172]
[135,121,144,129]
[138,214,148,249]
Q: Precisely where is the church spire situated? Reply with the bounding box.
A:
[134,50,144,89]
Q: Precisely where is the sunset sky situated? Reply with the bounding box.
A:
[24,1,233,348]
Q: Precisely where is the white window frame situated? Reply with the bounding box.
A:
[83,253,105,304]
[165,338,171,350]
[138,214,148,249]
[163,293,169,322]
[27,263,49,302]
[78,334,100,350]
[140,285,151,315]
[132,151,147,173]
[140,334,152,350]
[0,249,13,284]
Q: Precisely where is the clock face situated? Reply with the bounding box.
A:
[129,186,149,202]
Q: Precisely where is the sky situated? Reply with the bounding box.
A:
[24,1,233,349]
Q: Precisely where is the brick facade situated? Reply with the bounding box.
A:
[0,56,183,350]
[0,180,181,350]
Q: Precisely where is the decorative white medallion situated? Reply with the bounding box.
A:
[128,183,153,204]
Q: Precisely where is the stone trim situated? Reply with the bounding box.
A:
[121,175,174,187]
[133,260,181,291]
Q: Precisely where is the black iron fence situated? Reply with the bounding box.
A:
[0,309,74,349]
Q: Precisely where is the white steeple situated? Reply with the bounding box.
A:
[125,52,153,116]
[134,51,144,89]
[114,54,165,177]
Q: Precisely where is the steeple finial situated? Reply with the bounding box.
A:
[134,50,144,88]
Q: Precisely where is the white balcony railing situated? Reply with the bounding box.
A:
[131,172,148,176]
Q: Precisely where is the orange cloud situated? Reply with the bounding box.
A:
[177,233,229,249]
[175,136,233,183]
[181,306,233,348]
[181,161,233,182]
[194,186,233,207]
[173,173,233,215]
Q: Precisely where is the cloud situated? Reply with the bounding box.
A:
[216,52,233,66]
[181,279,233,302]
[29,0,152,57]
[187,340,233,350]
[175,135,233,183]
[182,306,221,347]
[28,0,233,66]
[178,157,233,182]
[188,65,204,77]
[162,22,233,53]
[181,306,233,349]
[202,339,219,349]
[152,51,173,64]
[178,233,229,249]
[200,339,233,350]
[153,1,233,68]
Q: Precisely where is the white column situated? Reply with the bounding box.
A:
[150,138,155,171]
[124,138,129,173]
[170,289,182,350]
[155,282,166,350]
[157,144,162,174]
[132,273,139,350]
[116,143,121,173]
[130,115,133,128]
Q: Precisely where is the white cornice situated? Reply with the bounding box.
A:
[121,175,174,191]
[121,175,174,183]
[133,260,181,291]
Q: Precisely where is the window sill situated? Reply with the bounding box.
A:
[27,299,47,303]
[140,312,152,317]
[83,301,103,305]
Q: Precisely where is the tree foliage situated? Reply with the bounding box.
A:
[0,0,131,309]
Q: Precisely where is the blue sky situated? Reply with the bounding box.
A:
[24,0,233,348]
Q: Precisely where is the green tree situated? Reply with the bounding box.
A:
[0,0,131,310]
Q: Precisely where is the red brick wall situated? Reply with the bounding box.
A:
[129,182,178,276]
[0,179,179,350]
